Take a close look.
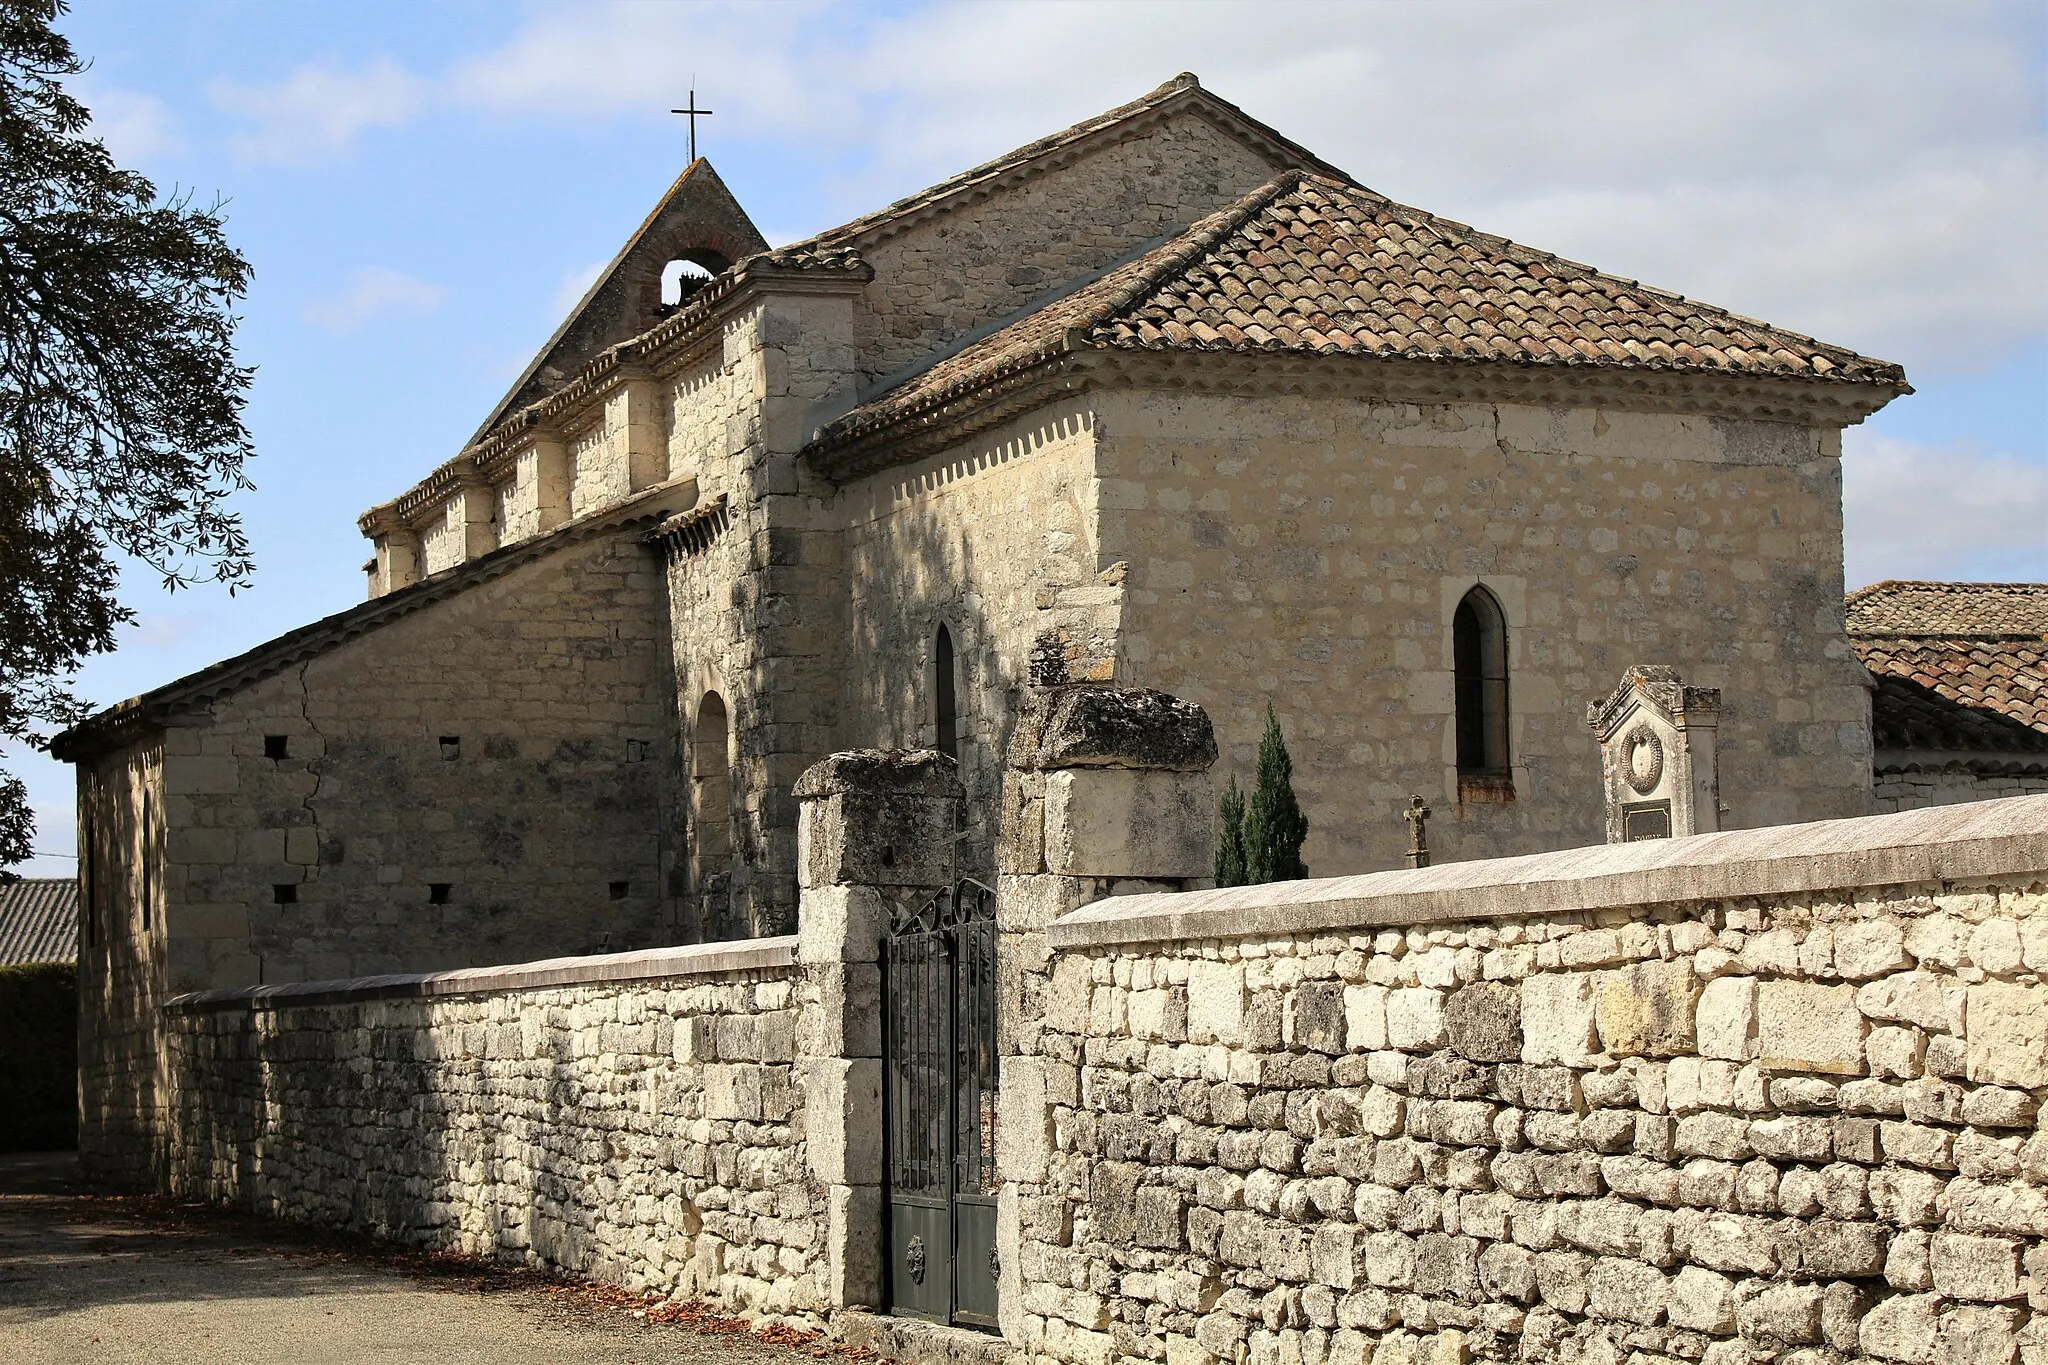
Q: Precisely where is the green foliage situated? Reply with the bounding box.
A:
[0,960,77,1150]
[0,0,255,865]
[1243,703,1308,883]
[1214,774,1247,887]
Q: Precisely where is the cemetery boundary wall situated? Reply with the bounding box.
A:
[146,705,2048,1363]
[1014,793,2048,1365]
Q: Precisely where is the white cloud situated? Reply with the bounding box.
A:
[212,57,427,165]
[300,267,448,336]
[73,81,182,163]
[1843,431,2048,588]
[443,0,2043,378]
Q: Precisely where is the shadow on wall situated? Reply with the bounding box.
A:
[0,963,77,1152]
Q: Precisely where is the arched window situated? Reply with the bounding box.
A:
[934,626,959,761]
[692,693,733,881]
[1453,587,1510,777]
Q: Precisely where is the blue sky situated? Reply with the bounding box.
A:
[7,0,2044,876]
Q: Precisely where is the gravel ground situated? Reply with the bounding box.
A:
[0,1152,839,1365]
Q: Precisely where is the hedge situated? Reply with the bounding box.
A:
[0,961,77,1150]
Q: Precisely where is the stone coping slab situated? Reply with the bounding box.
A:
[1049,793,2048,948]
[162,936,799,1013]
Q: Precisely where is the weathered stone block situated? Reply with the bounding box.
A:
[1931,1232,2023,1302]
[1596,960,1698,1057]
[1964,982,2047,1088]
[1043,768,1213,879]
[1859,1291,1939,1363]
[1585,1257,1667,1325]
[1696,975,1757,1061]
[1385,988,1445,1051]
[1188,963,1245,1045]
[1134,1186,1186,1251]
[793,750,961,889]
[1667,1266,1737,1333]
[1756,980,1866,1074]
[1286,982,1347,1056]
[1444,983,1520,1062]
[1738,1281,1824,1345]
[1310,1225,1364,1290]
[1521,973,1598,1066]
[1833,919,1910,979]
[1344,985,1388,1052]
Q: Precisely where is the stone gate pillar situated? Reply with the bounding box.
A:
[793,749,962,1311]
[993,686,1217,1343]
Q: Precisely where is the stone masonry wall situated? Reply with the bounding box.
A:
[849,109,1286,390]
[1097,388,1871,874]
[160,941,829,1317]
[1875,768,2048,816]
[156,526,682,993]
[1017,802,2048,1365]
[834,402,1112,878]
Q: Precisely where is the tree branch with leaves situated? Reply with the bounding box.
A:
[0,0,254,867]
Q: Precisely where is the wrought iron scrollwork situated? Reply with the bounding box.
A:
[888,877,997,938]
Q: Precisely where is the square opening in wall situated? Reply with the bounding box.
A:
[608,881,629,900]
[428,883,452,904]
[264,735,289,760]
[438,736,460,760]
[272,884,297,905]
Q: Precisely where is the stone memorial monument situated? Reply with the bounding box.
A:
[1587,665,1723,842]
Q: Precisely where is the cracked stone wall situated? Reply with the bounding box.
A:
[1094,388,1872,872]
[159,947,828,1317]
[1020,876,2048,1365]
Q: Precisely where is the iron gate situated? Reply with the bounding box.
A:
[882,878,999,1328]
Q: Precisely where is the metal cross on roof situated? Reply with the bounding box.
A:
[670,90,713,162]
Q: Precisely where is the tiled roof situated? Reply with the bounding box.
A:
[1848,581,2048,756]
[0,879,78,965]
[1847,580,2048,637]
[815,171,1907,452]
[786,74,1344,256]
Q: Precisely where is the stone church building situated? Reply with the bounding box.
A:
[55,76,1909,1162]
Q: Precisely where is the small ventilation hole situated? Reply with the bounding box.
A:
[428,883,452,905]
[608,881,629,901]
[264,735,289,760]
[272,884,297,905]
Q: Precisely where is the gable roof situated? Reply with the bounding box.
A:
[784,73,1346,257]
[56,488,689,762]
[468,159,769,446]
[810,170,1908,464]
[1848,581,2048,757]
[0,879,77,966]
[1847,580,2048,638]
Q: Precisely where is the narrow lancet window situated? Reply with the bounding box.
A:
[934,626,959,761]
[692,693,733,880]
[1453,587,1511,778]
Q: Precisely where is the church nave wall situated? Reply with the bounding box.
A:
[1096,387,1871,878]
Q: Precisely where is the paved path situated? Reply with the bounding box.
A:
[0,1152,824,1365]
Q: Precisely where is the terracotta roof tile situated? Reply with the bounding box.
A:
[1847,581,2048,754]
[0,879,77,965]
[817,171,1906,451]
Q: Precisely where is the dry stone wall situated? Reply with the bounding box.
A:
[1020,805,2048,1365]
[160,941,832,1317]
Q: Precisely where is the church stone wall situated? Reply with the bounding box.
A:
[849,112,1285,390]
[157,941,825,1317]
[1094,387,1872,874]
[832,402,1110,874]
[663,291,863,938]
[146,527,681,999]
[1023,798,2048,1365]
[1875,766,2048,815]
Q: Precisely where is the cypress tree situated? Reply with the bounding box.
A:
[1244,703,1309,882]
[1214,775,1248,887]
